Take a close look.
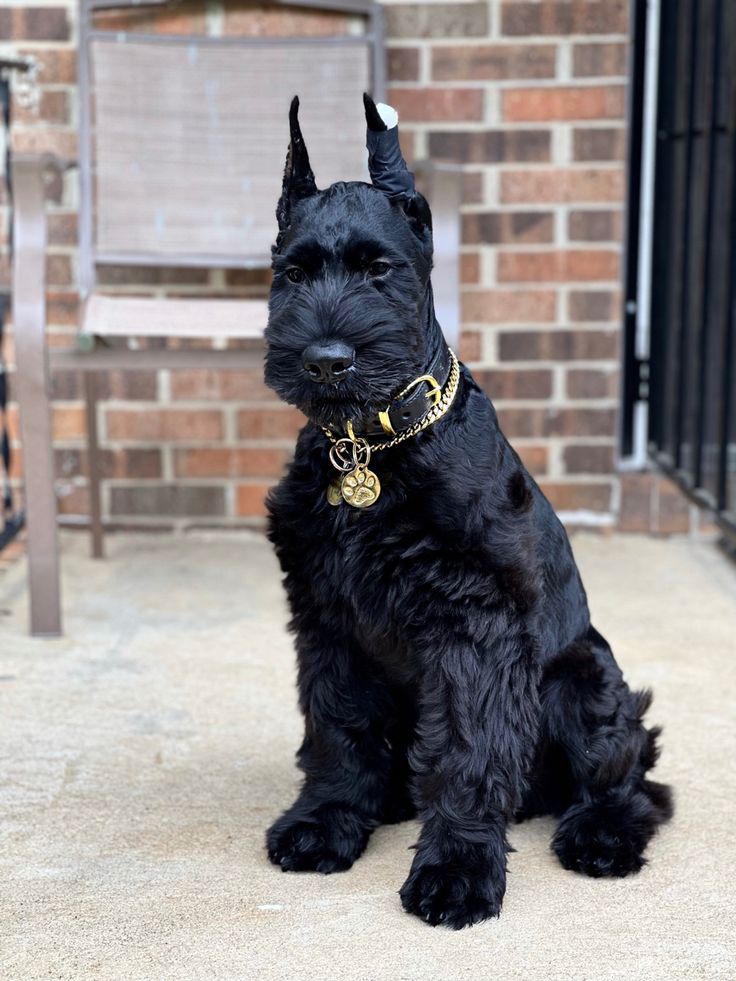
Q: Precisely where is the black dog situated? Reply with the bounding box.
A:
[263,95,672,929]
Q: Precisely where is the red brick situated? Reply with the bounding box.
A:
[14,90,69,126]
[47,292,79,327]
[568,209,623,243]
[497,407,616,439]
[57,484,90,517]
[236,484,273,518]
[563,443,615,475]
[55,447,162,480]
[223,8,350,37]
[503,86,625,122]
[498,249,619,283]
[432,43,556,81]
[388,47,421,82]
[223,268,272,288]
[461,253,481,285]
[573,42,628,77]
[12,129,77,159]
[429,130,551,164]
[237,408,305,440]
[53,406,86,440]
[388,88,484,123]
[501,168,624,204]
[106,409,223,442]
[0,7,70,41]
[461,289,558,324]
[499,329,618,361]
[656,477,692,534]
[463,211,554,245]
[95,7,208,34]
[47,213,78,247]
[173,447,291,478]
[568,289,621,322]
[476,368,553,400]
[386,4,488,39]
[539,481,613,512]
[516,444,549,476]
[96,266,210,287]
[46,255,73,288]
[18,47,76,84]
[459,329,482,361]
[573,128,627,161]
[501,1,627,37]
[464,289,559,324]
[170,369,275,402]
[52,370,157,402]
[566,367,618,398]
[462,172,484,205]
[618,473,654,532]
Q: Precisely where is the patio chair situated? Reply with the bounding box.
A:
[12,0,461,636]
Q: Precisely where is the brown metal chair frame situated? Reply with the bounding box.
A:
[12,0,460,636]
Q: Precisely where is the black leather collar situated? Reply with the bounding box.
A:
[352,342,453,439]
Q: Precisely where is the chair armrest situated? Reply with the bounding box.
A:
[414,160,463,350]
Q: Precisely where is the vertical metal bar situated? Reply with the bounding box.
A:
[84,371,104,558]
[620,0,649,461]
[672,0,699,470]
[693,0,723,489]
[647,0,678,457]
[716,123,736,514]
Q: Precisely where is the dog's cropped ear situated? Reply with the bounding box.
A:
[363,93,432,247]
[276,96,318,236]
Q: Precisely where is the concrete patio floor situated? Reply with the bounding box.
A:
[1,530,735,981]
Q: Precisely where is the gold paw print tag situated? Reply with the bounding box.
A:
[341,465,381,508]
[326,423,381,509]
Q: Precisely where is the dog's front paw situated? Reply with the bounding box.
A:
[399,862,505,929]
[552,798,652,878]
[267,803,371,874]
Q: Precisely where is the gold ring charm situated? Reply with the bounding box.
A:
[323,349,459,511]
[326,425,381,508]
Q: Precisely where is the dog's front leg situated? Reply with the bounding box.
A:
[267,623,395,874]
[401,628,540,928]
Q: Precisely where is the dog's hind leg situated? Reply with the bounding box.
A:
[542,627,673,877]
[267,624,406,874]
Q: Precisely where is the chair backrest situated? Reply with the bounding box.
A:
[78,0,386,298]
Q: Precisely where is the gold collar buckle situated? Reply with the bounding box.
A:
[377,373,442,436]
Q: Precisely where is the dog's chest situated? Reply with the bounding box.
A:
[281,487,437,676]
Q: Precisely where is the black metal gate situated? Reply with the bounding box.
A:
[623,0,736,540]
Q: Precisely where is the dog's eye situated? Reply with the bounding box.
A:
[367,260,390,278]
[286,267,305,284]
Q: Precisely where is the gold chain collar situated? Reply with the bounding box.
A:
[320,349,460,509]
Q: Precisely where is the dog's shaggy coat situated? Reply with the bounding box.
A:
[264,97,672,929]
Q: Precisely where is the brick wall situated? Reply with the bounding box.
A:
[0,0,692,534]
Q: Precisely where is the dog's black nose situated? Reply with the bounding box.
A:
[302,342,355,384]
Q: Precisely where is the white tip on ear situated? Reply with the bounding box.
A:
[376,103,399,130]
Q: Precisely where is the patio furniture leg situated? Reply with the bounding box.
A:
[84,371,104,558]
[12,155,61,636]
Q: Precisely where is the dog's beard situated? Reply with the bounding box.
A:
[265,346,414,430]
